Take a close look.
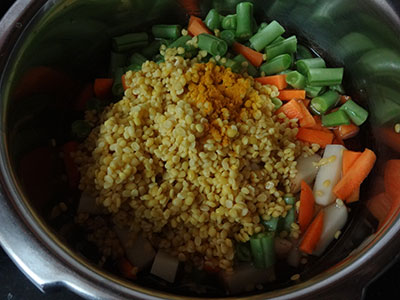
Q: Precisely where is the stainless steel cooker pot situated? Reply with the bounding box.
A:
[1,0,400,299]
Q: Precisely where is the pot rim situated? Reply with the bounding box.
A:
[1,1,400,299]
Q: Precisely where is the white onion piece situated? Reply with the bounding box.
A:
[313,199,348,256]
[221,263,275,295]
[114,227,156,269]
[77,192,102,214]
[291,154,321,193]
[151,250,179,283]
[313,145,346,206]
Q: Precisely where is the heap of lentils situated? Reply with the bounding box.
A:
[74,47,317,271]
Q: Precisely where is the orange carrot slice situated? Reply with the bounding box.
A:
[188,15,212,36]
[255,75,287,90]
[296,128,334,149]
[333,148,376,200]
[277,89,306,101]
[232,42,264,67]
[299,210,324,254]
[299,180,315,233]
[298,100,317,128]
[276,98,303,120]
[334,123,360,140]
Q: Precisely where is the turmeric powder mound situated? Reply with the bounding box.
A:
[186,62,271,146]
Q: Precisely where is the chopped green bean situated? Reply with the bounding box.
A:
[109,52,127,76]
[339,100,369,125]
[129,52,147,66]
[296,57,326,75]
[168,35,192,50]
[265,35,297,60]
[310,90,340,114]
[125,64,142,72]
[72,120,91,140]
[152,24,181,40]
[197,33,228,57]
[235,2,254,41]
[249,20,285,52]
[250,237,265,268]
[112,32,148,52]
[257,22,268,32]
[221,58,241,73]
[236,242,252,262]
[322,110,351,127]
[272,97,283,109]
[221,14,237,30]
[270,35,285,45]
[260,233,276,268]
[141,40,163,58]
[282,207,296,232]
[262,216,280,231]
[284,195,296,205]
[307,67,344,86]
[204,9,222,30]
[260,54,292,75]
[330,84,345,94]
[305,85,326,98]
[112,67,125,97]
[296,44,314,60]
[233,54,259,77]
[220,30,236,46]
[286,70,306,89]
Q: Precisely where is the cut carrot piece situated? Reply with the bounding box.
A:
[75,83,94,111]
[299,210,324,254]
[299,180,315,233]
[298,100,317,128]
[334,123,359,140]
[339,95,351,105]
[332,135,345,146]
[122,74,128,91]
[232,42,263,67]
[296,128,334,149]
[188,15,212,36]
[333,148,376,200]
[255,75,287,90]
[342,150,362,203]
[62,141,80,189]
[118,257,137,280]
[277,89,306,101]
[342,150,362,175]
[302,99,311,108]
[94,78,113,100]
[384,160,400,203]
[311,116,331,132]
[276,99,303,120]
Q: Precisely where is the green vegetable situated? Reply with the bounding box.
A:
[221,14,237,30]
[257,22,268,33]
[125,64,142,72]
[112,32,148,52]
[340,100,369,125]
[270,36,285,45]
[296,44,314,60]
[220,30,236,46]
[250,237,265,268]
[152,24,181,40]
[221,58,241,73]
[129,52,147,66]
[260,54,292,75]
[204,9,222,30]
[286,70,306,89]
[233,54,259,77]
[141,40,163,58]
[112,67,125,97]
[322,110,351,127]
[168,35,193,51]
[310,90,340,114]
[265,35,297,59]
[235,2,254,40]
[249,20,285,52]
[109,52,127,76]
[305,85,326,98]
[330,84,345,94]
[307,67,344,86]
[262,216,280,231]
[250,232,276,269]
[71,120,91,140]
[197,34,228,57]
[236,242,252,262]
[272,97,283,110]
[296,57,326,75]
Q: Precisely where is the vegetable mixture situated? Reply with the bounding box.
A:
[62,2,376,295]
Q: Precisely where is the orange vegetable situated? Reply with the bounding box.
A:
[367,192,392,229]
[339,95,351,105]
[302,99,311,107]
[298,100,317,128]
[122,74,128,91]
[334,123,360,140]
[311,116,331,132]
[276,99,303,120]
[296,128,334,148]
[298,181,315,233]
[342,150,362,203]
[117,257,137,280]
[94,78,113,100]
[332,135,345,146]
[75,83,94,111]
[232,42,264,67]
[255,75,287,90]
[188,15,212,36]
[333,148,376,200]
[299,210,324,254]
[277,89,306,101]
[62,141,80,189]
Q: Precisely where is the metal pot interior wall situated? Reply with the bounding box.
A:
[1,0,400,299]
